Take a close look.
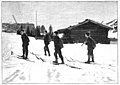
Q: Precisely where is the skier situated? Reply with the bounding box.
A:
[21,30,30,59]
[44,30,51,56]
[83,32,96,64]
[53,31,64,64]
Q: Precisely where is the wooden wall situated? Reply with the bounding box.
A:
[61,23,110,44]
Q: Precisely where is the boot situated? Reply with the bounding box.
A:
[61,58,64,64]
[53,60,58,63]
[85,61,90,64]
[87,55,90,63]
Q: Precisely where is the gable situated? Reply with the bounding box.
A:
[71,20,112,31]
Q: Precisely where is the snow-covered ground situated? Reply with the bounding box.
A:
[1,32,118,84]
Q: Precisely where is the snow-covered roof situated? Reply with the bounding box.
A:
[106,19,117,27]
[58,19,113,33]
[69,19,113,30]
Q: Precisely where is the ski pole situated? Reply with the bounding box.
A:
[81,43,84,47]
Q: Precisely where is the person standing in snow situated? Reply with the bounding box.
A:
[83,32,96,64]
[53,31,64,64]
[44,30,51,56]
[21,30,30,59]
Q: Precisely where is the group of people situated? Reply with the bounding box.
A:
[20,30,96,64]
[43,31,64,64]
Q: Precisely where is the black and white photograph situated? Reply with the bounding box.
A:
[1,0,118,84]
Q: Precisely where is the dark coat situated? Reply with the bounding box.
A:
[44,33,51,45]
[86,37,96,50]
[53,36,63,49]
[21,33,30,46]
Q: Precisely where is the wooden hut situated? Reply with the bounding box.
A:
[57,19,112,44]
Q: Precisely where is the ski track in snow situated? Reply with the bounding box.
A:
[1,32,118,84]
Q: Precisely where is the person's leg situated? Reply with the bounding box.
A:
[25,45,28,59]
[91,55,94,62]
[86,49,90,63]
[58,49,64,64]
[44,46,47,56]
[22,45,25,58]
[54,48,58,63]
[88,49,94,63]
[91,49,94,62]
[87,55,90,63]
[46,45,50,56]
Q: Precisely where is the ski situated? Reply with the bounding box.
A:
[17,55,35,63]
[30,52,45,62]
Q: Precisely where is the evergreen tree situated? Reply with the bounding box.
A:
[35,26,40,37]
[17,25,23,35]
[26,26,30,36]
[49,25,53,35]
[41,25,46,34]
[30,31,33,36]
[32,27,36,36]
[20,25,23,31]
[38,26,41,32]
[49,24,53,39]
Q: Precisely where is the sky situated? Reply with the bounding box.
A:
[1,1,117,31]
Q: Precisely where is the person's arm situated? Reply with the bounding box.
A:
[81,40,87,46]
[59,38,64,48]
[26,34,30,43]
[28,37,30,42]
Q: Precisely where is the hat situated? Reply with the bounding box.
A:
[54,31,58,34]
[21,29,24,32]
[85,32,90,36]
[45,30,47,33]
